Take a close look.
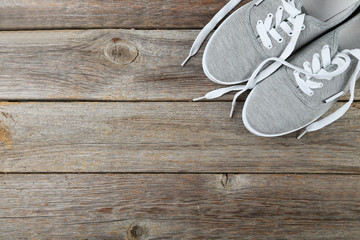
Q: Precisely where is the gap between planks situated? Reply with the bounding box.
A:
[1,173,360,239]
[1,172,360,175]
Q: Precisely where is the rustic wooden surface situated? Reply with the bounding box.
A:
[0,29,358,101]
[0,102,359,173]
[0,0,359,239]
[1,174,360,239]
[0,29,213,101]
[0,0,250,30]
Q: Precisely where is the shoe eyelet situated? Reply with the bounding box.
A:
[319,83,324,88]
[257,20,262,25]
[267,44,273,49]
[303,62,311,69]
[278,38,283,43]
[267,13,273,18]
[288,32,293,36]
[323,45,329,49]
[309,92,314,96]
[301,25,306,30]
[278,6,283,11]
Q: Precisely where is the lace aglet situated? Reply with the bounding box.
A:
[229,104,235,118]
[297,130,308,139]
[193,96,206,102]
[181,55,192,66]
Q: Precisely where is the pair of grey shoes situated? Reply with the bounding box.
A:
[182,0,360,138]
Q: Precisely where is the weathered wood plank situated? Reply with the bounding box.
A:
[0,29,358,101]
[0,102,358,173]
[1,174,359,239]
[0,0,251,30]
[0,29,217,100]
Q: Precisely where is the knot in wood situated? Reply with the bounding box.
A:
[221,174,237,189]
[130,225,144,239]
[104,39,138,65]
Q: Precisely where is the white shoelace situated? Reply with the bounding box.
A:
[181,0,305,67]
[181,0,244,66]
[192,0,306,100]
[195,47,360,138]
[294,45,334,97]
[297,49,360,139]
[257,0,305,49]
[181,0,360,137]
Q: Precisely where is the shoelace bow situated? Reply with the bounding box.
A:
[182,0,305,66]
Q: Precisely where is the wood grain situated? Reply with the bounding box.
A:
[0,29,358,101]
[1,174,359,239]
[0,0,251,30]
[0,102,358,173]
[1,2,358,239]
[0,29,216,101]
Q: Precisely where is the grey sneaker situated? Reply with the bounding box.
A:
[182,0,360,87]
[242,14,360,138]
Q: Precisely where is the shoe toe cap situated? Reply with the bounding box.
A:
[203,8,263,84]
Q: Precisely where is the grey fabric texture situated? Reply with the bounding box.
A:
[203,0,360,84]
[243,27,358,136]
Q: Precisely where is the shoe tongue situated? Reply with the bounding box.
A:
[295,0,311,16]
[293,0,304,9]
[278,0,304,9]
[279,0,305,15]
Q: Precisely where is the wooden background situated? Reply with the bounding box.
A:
[0,0,359,239]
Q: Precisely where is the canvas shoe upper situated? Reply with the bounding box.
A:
[182,0,360,86]
[242,14,360,138]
